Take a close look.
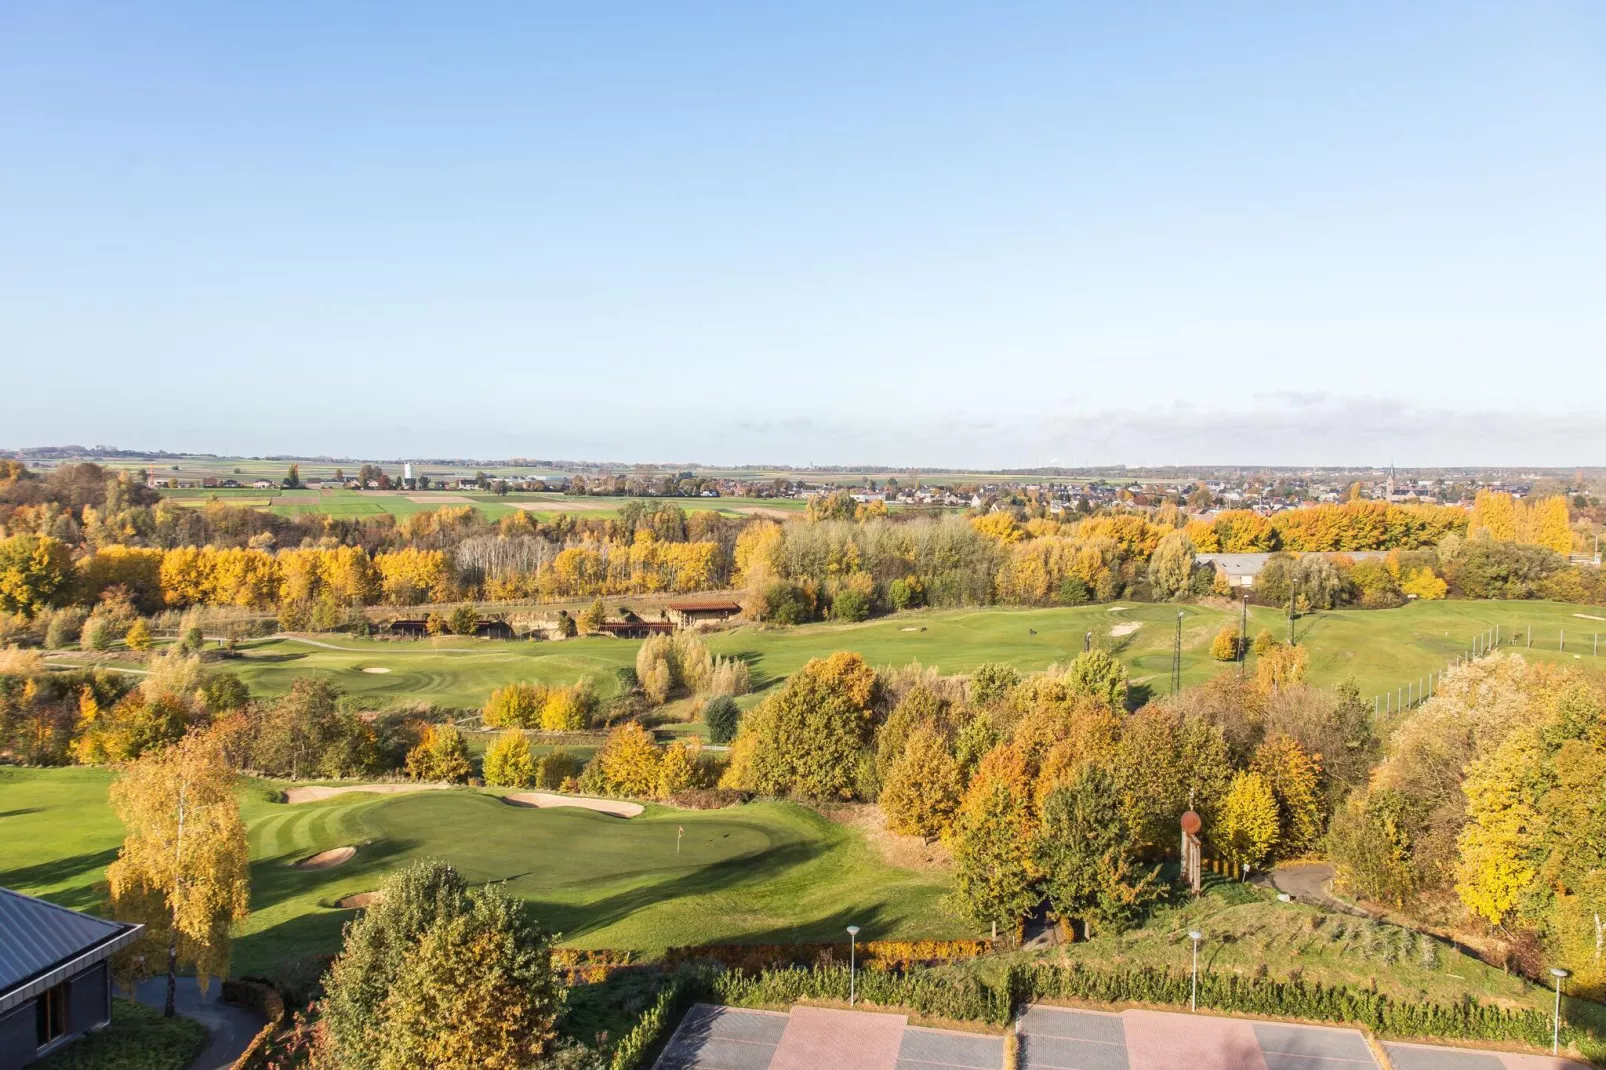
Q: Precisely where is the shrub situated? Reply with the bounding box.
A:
[448,604,478,635]
[1210,626,1240,661]
[889,576,925,611]
[43,607,86,650]
[404,723,472,782]
[536,748,584,789]
[484,730,537,788]
[759,581,812,625]
[832,588,870,622]
[704,695,740,744]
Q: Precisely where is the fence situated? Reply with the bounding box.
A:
[1373,622,1606,717]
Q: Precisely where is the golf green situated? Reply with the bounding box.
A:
[0,768,967,985]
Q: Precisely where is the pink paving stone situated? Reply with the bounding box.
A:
[1122,1009,1270,1070]
[768,1006,908,1070]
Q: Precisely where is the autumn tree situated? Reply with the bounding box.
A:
[405,724,472,783]
[1035,766,1161,937]
[1217,771,1280,876]
[0,533,73,617]
[1067,649,1128,710]
[587,722,661,797]
[483,730,537,788]
[880,722,962,840]
[107,728,250,1017]
[1210,625,1240,661]
[1250,733,1325,858]
[949,747,1036,934]
[318,861,561,1070]
[1147,530,1197,600]
[720,652,877,799]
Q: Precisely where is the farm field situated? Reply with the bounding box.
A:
[201,599,1606,712]
[0,767,967,988]
[155,486,811,521]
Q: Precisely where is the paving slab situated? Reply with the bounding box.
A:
[1386,1043,1591,1070]
[1121,1008,1268,1070]
[1018,1006,1129,1070]
[1252,1022,1376,1070]
[897,1026,1004,1069]
[655,1004,788,1070]
[769,1005,907,1070]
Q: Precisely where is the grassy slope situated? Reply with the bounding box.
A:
[217,599,1606,711]
[0,768,967,986]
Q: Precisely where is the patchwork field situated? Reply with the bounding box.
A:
[155,486,814,522]
[206,599,1606,713]
[0,767,967,988]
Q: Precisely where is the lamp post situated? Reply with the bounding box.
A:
[1188,930,1203,1012]
[1551,967,1570,1055]
[847,925,861,1007]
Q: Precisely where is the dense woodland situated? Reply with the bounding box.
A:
[1,465,1602,648]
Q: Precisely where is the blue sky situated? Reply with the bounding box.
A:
[2,3,1602,467]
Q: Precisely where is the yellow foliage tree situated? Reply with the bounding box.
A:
[594,722,661,797]
[1217,770,1280,876]
[1400,567,1448,600]
[1209,625,1240,662]
[107,728,250,1016]
[880,722,963,840]
[482,730,537,788]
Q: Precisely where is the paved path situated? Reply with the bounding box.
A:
[1265,863,1374,918]
[134,977,265,1070]
[659,1003,1591,1070]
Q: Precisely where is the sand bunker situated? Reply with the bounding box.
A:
[337,891,383,909]
[284,783,450,804]
[1110,622,1142,637]
[1106,605,1129,612]
[900,626,926,632]
[1574,613,1606,622]
[296,846,356,870]
[361,667,391,674]
[502,792,643,818]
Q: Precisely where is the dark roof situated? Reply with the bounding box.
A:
[0,888,142,1008]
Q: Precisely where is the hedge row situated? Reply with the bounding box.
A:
[712,964,1012,1026]
[663,939,992,973]
[1012,962,1571,1049]
[608,975,702,1070]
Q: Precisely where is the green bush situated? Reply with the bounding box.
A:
[32,998,208,1070]
[609,975,703,1070]
[714,964,1010,1026]
[703,695,740,744]
[831,589,870,623]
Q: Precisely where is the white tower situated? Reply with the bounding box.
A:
[403,463,413,488]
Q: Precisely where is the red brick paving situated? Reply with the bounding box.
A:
[768,1006,908,1070]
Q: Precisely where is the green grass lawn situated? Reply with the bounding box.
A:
[214,599,1606,713]
[0,768,968,990]
[31,998,209,1070]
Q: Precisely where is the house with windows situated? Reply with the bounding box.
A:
[0,888,143,1069]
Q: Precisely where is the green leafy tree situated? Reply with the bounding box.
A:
[969,662,1019,707]
[448,605,478,636]
[720,652,877,800]
[832,587,870,622]
[1035,767,1160,936]
[1068,649,1128,710]
[578,598,607,633]
[703,694,741,744]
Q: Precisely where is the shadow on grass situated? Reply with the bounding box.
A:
[0,846,120,907]
[0,807,44,818]
[247,838,421,913]
[522,838,829,942]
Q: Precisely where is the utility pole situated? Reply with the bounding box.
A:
[1171,611,1184,695]
[1238,593,1248,679]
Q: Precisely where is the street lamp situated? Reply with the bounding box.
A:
[1551,967,1570,1055]
[1188,930,1203,1012]
[847,926,861,1007]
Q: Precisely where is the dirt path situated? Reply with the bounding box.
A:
[1267,862,1373,917]
[501,792,643,817]
[283,783,451,804]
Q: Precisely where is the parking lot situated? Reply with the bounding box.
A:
[655,1002,1588,1070]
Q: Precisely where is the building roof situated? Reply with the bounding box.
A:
[0,887,143,1012]
[1197,550,1393,577]
[666,599,743,613]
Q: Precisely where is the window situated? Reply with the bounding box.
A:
[36,982,69,1047]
